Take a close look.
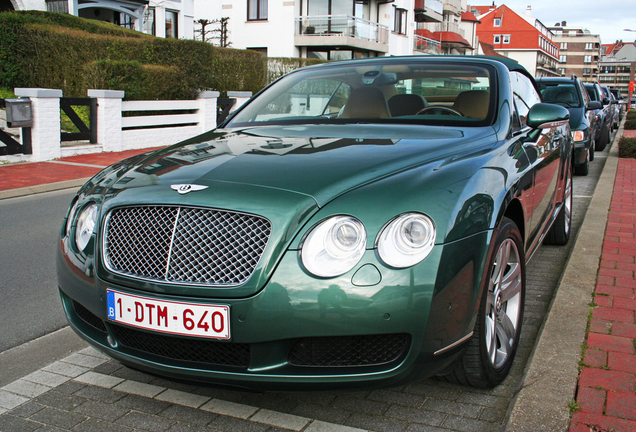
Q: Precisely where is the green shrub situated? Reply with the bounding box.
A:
[625,119,636,130]
[619,137,636,158]
[626,110,636,121]
[0,11,267,100]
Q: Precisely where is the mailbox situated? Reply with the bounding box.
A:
[5,98,33,128]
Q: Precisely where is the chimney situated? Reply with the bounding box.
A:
[561,20,567,26]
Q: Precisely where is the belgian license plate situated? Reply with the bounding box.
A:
[106,290,230,340]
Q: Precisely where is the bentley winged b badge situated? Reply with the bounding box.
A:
[171,184,209,195]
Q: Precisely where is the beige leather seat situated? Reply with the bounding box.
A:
[340,87,390,119]
[452,90,490,119]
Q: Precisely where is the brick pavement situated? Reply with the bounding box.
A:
[570,130,636,431]
[0,148,162,192]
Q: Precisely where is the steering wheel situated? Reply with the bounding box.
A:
[416,105,462,116]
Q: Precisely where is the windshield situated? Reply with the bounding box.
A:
[226,60,496,128]
[538,83,582,108]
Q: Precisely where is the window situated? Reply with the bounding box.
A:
[510,71,541,129]
[503,35,510,44]
[118,12,134,30]
[494,35,501,44]
[560,42,568,50]
[585,42,593,50]
[583,68,592,75]
[248,0,268,21]
[559,55,567,63]
[165,10,178,38]
[393,6,407,35]
[584,56,592,64]
[143,7,155,36]
[494,17,501,27]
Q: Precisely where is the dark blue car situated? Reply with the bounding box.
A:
[538,76,602,176]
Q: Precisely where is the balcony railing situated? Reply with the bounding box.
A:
[419,21,465,38]
[296,15,389,45]
[413,34,442,55]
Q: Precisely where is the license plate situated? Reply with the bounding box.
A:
[106,290,230,340]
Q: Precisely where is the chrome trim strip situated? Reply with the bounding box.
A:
[434,331,474,356]
[164,207,181,281]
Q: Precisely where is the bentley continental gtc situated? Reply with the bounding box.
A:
[58,56,572,390]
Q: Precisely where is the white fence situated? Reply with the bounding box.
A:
[0,88,252,163]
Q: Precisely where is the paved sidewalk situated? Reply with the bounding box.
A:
[569,130,636,431]
[0,148,162,199]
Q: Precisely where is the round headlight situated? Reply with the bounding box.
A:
[377,213,436,268]
[301,216,367,278]
[65,200,78,237]
[75,203,98,252]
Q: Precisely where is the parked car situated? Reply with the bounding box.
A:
[58,56,573,390]
[609,88,627,120]
[584,82,612,151]
[602,86,620,131]
[537,75,602,176]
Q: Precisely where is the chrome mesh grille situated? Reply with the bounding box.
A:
[104,206,271,286]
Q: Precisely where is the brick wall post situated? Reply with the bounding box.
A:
[198,91,220,132]
[88,89,124,152]
[14,88,62,161]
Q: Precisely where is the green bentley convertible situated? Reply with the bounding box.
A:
[58,56,572,390]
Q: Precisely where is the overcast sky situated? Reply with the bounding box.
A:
[483,1,636,45]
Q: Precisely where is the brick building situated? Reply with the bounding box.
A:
[548,23,601,83]
[471,4,559,77]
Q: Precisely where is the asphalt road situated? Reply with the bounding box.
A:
[0,188,78,352]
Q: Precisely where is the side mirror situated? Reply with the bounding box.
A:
[602,97,610,106]
[587,101,602,111]
[526,103,570,129]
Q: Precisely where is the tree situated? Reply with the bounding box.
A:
[195,17,231,48]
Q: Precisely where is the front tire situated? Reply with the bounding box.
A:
[595,123,609,151]
[574,149,589,176]
[441,217,525,387]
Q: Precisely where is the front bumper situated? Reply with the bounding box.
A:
[572,140,590,166]
[57,231,492,390]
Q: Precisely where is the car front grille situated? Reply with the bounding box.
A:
[103,206,271,286]
[111,324,251,368]
[289,334,411,367]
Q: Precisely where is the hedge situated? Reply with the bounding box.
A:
[619,137,636,159]
[0,11,267,100]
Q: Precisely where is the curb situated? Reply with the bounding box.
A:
[0,178,90,200]
[504,125,622,430]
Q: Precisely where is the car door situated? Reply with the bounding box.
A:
[510,72,564,255]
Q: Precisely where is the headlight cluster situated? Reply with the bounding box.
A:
[65,201,99,252]
[301,213,436,278]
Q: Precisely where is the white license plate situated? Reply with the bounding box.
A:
[106,290,230,340]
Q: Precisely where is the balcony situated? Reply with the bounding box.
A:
[414,0,443,23]
[295,15,389,53]
[413,34,442,55]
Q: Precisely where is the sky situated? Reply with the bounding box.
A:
[482,1,636,45]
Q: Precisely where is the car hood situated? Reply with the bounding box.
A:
[113,124,495,208]
[91,124,497,298]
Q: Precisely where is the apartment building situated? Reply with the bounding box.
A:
[194,0,459,59]
[5,0,194,39]
[548,23,601,83]
[471,4,559,77]
[599,41,636,95]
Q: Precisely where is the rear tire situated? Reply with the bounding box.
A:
[545,163,572,245]
[440,217,525,388]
